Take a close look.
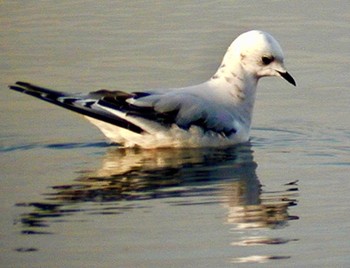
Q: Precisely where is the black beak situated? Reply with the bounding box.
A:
[278,71,296,86]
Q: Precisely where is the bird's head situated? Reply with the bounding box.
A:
[226,30,296,86]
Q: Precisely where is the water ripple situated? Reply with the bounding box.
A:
[1,141,109,152]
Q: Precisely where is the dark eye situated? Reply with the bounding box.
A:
[261,56,274,65]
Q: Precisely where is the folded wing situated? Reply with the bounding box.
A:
[9,81,144,133]
[9,81,237,137]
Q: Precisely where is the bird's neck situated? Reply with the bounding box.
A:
[209,60,259,125]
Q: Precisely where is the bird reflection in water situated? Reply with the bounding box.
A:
[42,145,260,204]
[16,143,298,262]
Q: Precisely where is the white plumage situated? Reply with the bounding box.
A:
[9,30,296,148]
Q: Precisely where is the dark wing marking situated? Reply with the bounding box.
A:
[97,93,179,127]
[8,81,145,134]
[183,117,237,137]
[9,81,237,137]
[99,93,236,137]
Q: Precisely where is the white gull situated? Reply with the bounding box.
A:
[9,30,296,148]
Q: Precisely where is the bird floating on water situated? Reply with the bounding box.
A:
[9,30,296,148]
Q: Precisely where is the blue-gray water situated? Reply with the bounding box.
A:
[1,1,349,267]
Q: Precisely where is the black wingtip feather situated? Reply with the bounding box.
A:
[9,81,68,101]
[8,81,146,135]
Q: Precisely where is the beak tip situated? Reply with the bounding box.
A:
[278,71,296,87]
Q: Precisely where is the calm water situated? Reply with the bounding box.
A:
[1,1,350,267]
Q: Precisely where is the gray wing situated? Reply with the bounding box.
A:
[9,81,237,136]
[126,93,237,136]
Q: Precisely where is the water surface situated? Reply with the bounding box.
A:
[1,1,349,267]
